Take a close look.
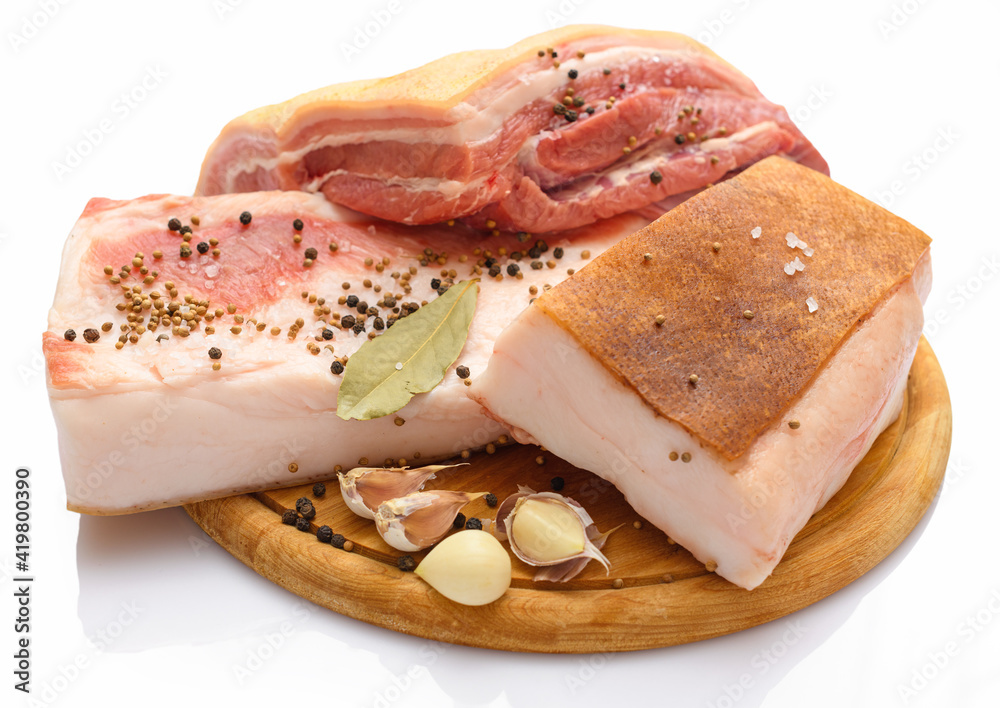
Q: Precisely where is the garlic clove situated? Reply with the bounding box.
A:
[414,530,511,606]
[375,490,485,552]
[497,489,617,582]
[338,464,463,520]
[510,498,587,562]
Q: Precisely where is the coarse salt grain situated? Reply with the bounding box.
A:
[806,297,819,313]
[803,247,815,257]
[751,226,762,239]
[395,362,403,370]
[784,257,805,275]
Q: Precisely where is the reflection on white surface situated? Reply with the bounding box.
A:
[70,493,937,706]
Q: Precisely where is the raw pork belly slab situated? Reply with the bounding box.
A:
[44,191,650,514]
[196,25,827,233]
[470,157,931,589]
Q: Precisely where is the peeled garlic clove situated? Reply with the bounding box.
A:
[500,491,617,582]
[415,530,511,606]
[338,464,463,520]
[375,490,485,552]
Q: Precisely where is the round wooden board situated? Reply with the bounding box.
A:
[185,338,951,653]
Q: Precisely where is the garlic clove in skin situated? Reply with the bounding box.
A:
[375,490,485,552]
[415,530,511,606]
[338,464,464,520]
[496,487,617,582]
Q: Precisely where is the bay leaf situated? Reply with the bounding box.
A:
[337,280,479,421]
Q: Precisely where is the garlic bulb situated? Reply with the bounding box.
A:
[494,487,617,582]
[375,490,484,552]
[338,464,463,520]
[415,530,511,606]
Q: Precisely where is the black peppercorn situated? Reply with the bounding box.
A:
[330,533,346,549]
[485,493,498,508]
[506,263,520,276]
[340,315,356,330]
[64,329,77,342]
[179,225,192,236]
[304,247,318,260]
[330,360,345,375]
[299,502,316,520]
[83,328,100,343]
[208,347,222,360]
[167,218,182,231]
[456,365,470,379]
[281,509,298,525]
[316,525,333,543]
[465,517,483,531]
[551,476,565,491]
[321,328,334,340]
[553,247,564,259]
[295,517,311,532]
[650,170,663,185]
[293,218,304,231]
[452,512,466,529]
[488,264,501,277]
[239,211,252,225]
[352,322,365,335]
[180,245,192,258]
[397,555,417,572]
[313,482,326,497]
[568,68,578,79]
[196,241,209,254]
[295,497,311,512]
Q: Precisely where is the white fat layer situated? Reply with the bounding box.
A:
[227,47,707,184]
[470,257,928,589]
[48,194,652,513]
[302,169,483,201]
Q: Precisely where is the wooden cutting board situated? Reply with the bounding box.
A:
[185,338,951,653]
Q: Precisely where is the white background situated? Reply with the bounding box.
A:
[2,0,998,706]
